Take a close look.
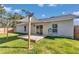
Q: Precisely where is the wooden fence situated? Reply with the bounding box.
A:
[74,26,79,39]
[0,28,14,34]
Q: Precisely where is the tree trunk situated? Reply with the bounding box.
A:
[6,26,8,39]
[4,27,5,34]
[6,20,9,39]
[14,20,16,32]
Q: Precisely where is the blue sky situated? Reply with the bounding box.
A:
[3,4,79,25]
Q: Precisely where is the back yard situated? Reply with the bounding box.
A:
[0,33,79,54]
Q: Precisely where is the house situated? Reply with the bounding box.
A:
[15,14,79,38]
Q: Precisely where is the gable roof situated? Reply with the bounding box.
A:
[17,16,38,23]
[17,14,79,23]
[38,14,79,22]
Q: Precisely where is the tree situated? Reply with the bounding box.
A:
[0,4,6,34]
[0,4,6,20]
[0,5,6,15]
[0,5,24,39]
[5,12,24,29]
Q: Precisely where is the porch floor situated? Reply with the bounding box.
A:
[17,35,46,42]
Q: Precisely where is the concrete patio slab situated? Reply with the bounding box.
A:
[17,35,46,42]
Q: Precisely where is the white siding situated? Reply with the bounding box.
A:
[44,19,74,38]
[16,25,28,33]
[31,24,36,34]
[15,19,74,38]
[58,20,74,38]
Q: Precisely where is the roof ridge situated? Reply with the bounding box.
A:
[38,14,76,20]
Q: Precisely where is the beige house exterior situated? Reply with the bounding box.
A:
[15,15,78,38]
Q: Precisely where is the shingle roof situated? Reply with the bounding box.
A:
[39,14,78,20]
[15,14,79,23]
[17,16,38,23]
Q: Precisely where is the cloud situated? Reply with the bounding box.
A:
[72,11,79,15]
[4,7,13,12]
[62,12,65,14]
[62,12,69,15]
[1,4,4,7]
[41,14,46,17]
[38,4,57,7]
[38,4,44,7]
[62,11,79,16]
[14,9,21,13]
[3,6,21,13]
[48,4,57,7]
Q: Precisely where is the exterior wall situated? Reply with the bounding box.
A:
[31,24,36,34]
[34,19,74,38]
[15,19,74,38]
[16,24,28,33]
[43,19,74,38]
[58,20,74,38]
[16,24,36,34]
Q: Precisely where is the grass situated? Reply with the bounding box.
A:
[0,33,79,54]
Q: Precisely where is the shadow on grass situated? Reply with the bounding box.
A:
[0,46,27,49]
[45,36,74,40]
[0,32,23,44]
[0,33,29,49]
[45,36,55,40]
[0,36,18,44]
[0,32,28,44]
[15,32,28,35]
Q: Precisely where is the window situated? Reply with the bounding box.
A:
[24,26,26,31]
[52,24,58,33]
[52,24,57,28]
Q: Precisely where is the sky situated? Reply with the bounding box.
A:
[2,4,79,25]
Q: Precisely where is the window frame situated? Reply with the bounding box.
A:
[24,26,26,32]
[52,24,58,33]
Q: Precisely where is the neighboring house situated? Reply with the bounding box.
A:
[15,14,79,38]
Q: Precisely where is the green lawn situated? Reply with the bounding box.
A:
[0,33,79,54]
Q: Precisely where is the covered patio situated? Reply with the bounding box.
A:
[16,10,46,43]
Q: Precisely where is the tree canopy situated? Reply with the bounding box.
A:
[0,5,25,28]
[0,5,6,14]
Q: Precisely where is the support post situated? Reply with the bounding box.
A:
[28,16,32,49]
